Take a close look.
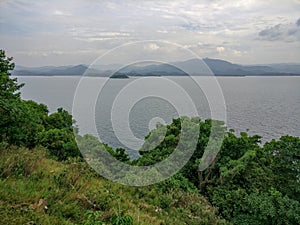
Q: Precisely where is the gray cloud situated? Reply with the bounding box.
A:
[259,24,283,41]
[258,19,300,42]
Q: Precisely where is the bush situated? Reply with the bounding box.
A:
[37,128,80,160]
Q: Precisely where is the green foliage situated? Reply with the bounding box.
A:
[204,133,300,224]
[5,100,49,147]
[211,187,300,225]
[110,212,133,225]
[44,107,74,132]
[0,49,23,99]
[38,128,80,161]
[76,134,130,167]
[136,116,300,224]
[0,145,45,178]
[0,146,225,224]
[84,211,104,225]
[0,50,25,144]
[0,50,79,160]
[264,136,300,200]
[134,117,226,189]
[156,173,197,193]
[114,148,130,162]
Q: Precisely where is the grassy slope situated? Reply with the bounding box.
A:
[0,145,226,225]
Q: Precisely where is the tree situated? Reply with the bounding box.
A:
[5,100,48,147]
[0,50,24,143]
[264,136,300,201]
[37,128,80,161]
[0,50,79,158]
[0,50,24,99]
[135,118,300,224]
[45,108,74,132]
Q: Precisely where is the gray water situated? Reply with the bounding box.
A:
[17,76,300,150]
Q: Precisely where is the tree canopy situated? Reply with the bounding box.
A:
[0,50,80,160]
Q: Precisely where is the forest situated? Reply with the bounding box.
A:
[1,49,300,224]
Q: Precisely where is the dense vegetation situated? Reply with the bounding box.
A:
[0,50,81,161]
[134,120,300,224]
[1,50,299,224]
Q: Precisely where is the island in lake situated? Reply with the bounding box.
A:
[110,73,129,78]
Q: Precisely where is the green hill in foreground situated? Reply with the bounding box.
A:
[0,145,225,225]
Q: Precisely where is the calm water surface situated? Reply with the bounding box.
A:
[17,76,300,150]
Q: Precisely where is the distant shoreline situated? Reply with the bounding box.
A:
[13,58,300,77]
[13,74,300,77]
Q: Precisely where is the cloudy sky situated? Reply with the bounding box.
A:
[1,0,300,66]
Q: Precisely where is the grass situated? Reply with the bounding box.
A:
[0,144,226,224]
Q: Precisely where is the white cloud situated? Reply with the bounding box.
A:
[53,10,71,16]
[233,50,242,56]
[144,43,160,51]
[157,30,169,34]
[216,46,225,53]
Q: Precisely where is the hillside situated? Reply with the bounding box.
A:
[0,145,225,225]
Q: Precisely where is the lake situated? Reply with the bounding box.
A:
[16,76,300,151]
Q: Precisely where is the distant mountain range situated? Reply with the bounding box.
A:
[12,58,300,77]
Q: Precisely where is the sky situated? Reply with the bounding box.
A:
[0,0,300,66]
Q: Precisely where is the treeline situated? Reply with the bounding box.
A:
[0,50,81,160]
[135,118,300,224]
[82,115,300,224]
[1,50,300,224]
